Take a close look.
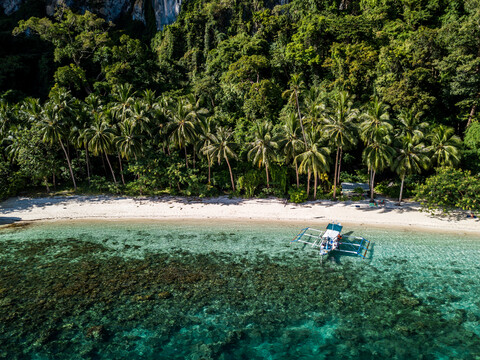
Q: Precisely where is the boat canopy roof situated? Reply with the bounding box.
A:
[326,223,342,232]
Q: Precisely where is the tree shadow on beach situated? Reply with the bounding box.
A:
[0,195,129,213]
[0,217,22,225]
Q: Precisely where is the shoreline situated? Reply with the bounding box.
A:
[0,195,479,235]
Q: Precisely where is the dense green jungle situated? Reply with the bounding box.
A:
[1,0,480,212]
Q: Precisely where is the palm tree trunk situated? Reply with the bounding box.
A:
[370,170,376,202]
[225,156,235,192]
[85,145,91,183]
[44,177,50,192]
[118,154,125,185]
[104,152,117,184]
[59,138,77,191]
[207,155,211,185]
[307,170,311,197]
[265,164,270,188]
[295,92,308,145]
[337,147,343,186]
[333,146,340,200]
[398,174,405,205]
[295,159,299,189]
[314,172,318,199]
[184,145,188,168]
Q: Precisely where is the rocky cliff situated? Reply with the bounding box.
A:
[1,0,288,29]
[0,0,183,29]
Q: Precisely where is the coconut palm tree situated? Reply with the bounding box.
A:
[426,125,462,167]
[281,112,304,188]
[323,91,359,199]
[396,108,428,141]
[363,130,395,202]
[85,114,117,184]
[204,127,238,191]
[112,83,136,122]
[393,135,429,205]
[166,98,198,168]
[39,88,78,191]
[248,121,280,188]
[295,129,330,199]
[198,117,215,184]
[359,97,392,143]
[116,118,144,161]
[128,100,151,137]
[282,73,308,145]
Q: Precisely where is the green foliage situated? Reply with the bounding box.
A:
[0,161,24,199]
[415,167,480,213]
[464,122,480,150]
[288,187,308,203]
[237,170,264,197]
[0,0,479,211]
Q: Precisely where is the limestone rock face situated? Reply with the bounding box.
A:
[1,0,22,15]
[153,0,181,29]
[1,0,288,29]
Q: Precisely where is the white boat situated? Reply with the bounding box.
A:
[291,223,370,259]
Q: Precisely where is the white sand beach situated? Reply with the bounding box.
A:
[0,195,479,235]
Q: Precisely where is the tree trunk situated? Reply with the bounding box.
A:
[295,159,299,189]
[265,164,270,188]
[314,172,318,199]
[306,170,311,197]
[370,170,376,202]
[333,146,340,200]
[207,155,211,185]
[44,177,50,192]
[193,147,196,169]
[85,145,91,183]
[398,174,405,205]
[184,145,188,168]
[225,156,235,192]
[59,138,77,191]
[118,154,125,185]
[467,102,477,128]
[104,152,117,184]
[337,147,343,186]
[53,172,56,190]
[295,91,308,145]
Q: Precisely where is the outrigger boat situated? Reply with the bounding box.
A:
[291,223,370,259]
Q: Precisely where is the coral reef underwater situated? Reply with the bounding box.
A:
[0,222,479,359]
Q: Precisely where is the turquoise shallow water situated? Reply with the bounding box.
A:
[0,220,479,359]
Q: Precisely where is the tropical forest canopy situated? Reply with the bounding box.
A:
[1,0,480,212]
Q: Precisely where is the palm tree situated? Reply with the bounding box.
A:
[198,117,215,184]
[426,125,462,167]
[396,108,428,141]
[116,118,144,161]
[247,121,279,188]
[360,97,392,143]
[166,98,198,168]
[204,127,238,191]
[323,91,359,200]
[39,88,78,191]
[295,129,330,199]
[129,100,151,137]
[281,112,304,188]
[282,73,308,145]
[85,114,117,184]
[79,93,103,182]
[112,83,136,122]
[393,135,429,205]
[362,130,395,202]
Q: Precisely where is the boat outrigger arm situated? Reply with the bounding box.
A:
[291,223,370,259]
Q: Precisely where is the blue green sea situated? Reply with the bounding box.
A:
[0,220,479,359]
